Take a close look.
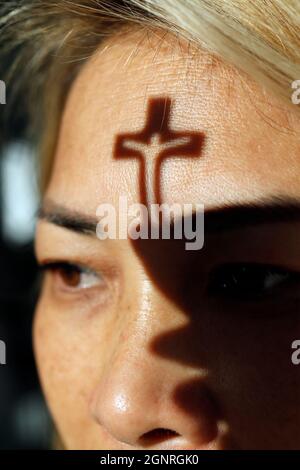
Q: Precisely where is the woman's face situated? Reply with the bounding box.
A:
[33,28,300,450]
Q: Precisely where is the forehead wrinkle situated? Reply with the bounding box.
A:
[72,30,241,137]
[51,22,300,205]
[53,24,300,196]
[111,27,300,135]
[90,23,229,88]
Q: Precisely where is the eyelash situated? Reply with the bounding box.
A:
[39,260,300,305]
[207,262,300,302]
[39,261,104,291]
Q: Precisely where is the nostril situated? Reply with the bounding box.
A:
[139,428,180,446]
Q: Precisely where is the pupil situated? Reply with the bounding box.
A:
[59,266,81,287]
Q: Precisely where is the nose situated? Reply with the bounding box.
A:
[89,281,219,449]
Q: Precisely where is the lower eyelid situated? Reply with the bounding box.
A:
[40,263,98,288]
[55,268,101,289]
[38,258,121,310]
[45,270,110,307]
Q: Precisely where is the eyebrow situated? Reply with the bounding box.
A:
[37,195,300,237]
[37,203,97,236]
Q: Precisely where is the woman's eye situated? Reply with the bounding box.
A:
[207,263,299,301]
[40,262,103,290]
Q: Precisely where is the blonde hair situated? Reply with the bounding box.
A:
[1,0,300,188]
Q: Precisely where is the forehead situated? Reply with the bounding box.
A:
[46,27,300,213]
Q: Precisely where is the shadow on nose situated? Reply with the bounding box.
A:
[130,212,233,448]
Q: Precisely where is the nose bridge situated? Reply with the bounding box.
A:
[116,269,181,357]
[89,273,219,448]
[112,272,187,383]
[91,276,171,433]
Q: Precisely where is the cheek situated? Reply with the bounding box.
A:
[32,296,101,448]
[210,315,300,447]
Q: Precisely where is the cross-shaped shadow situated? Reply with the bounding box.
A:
[114,96,205,206]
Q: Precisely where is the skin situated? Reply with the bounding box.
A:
[33,26,300,450]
